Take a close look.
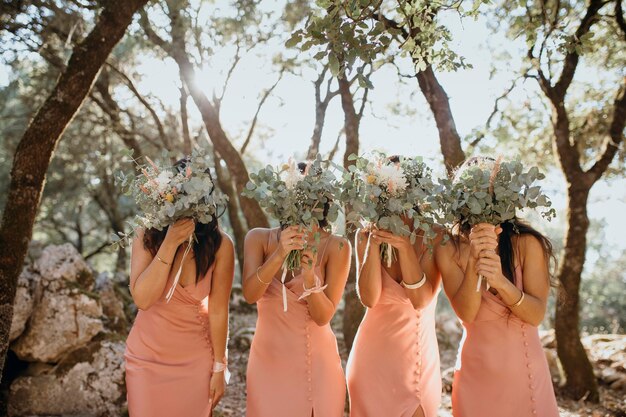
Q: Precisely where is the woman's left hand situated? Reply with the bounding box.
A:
[371,230,413,254]
[209,371,225,409]
[476,250,509,290]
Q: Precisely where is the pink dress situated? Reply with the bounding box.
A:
[452,267,559,417]
[246,237,346,417]
[125,265,215,417]
[346,269,442,417]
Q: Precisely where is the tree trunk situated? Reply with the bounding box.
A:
[338,74,364,349]
[555,181,599,402]
[306,102,329,160]
[0,0,149,375]
[213,150,247,275]
[141,5,269,230]
[415,66,465,175]
[180,71,192,155]
[379,14,466,176]
[339,76,359,167]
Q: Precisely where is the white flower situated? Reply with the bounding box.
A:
[281,160,305,190]
[371,163,408,194]
[154,170,174,192]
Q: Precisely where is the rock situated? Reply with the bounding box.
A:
[540,328,556,349]
[231,326,256,351]
[441,366,455,393]
[8,339,127,417]
[544,347,564,385]
[12,292,104,363]
[35,243,93,290]
[436,313,463,349]
[11,244,103,363]
[9,269,39,342]
[96,272,128,333]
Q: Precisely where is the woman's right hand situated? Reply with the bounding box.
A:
[164,218,196,247]
[360,224,382,249]
[276,226,306,258]
[469,223,499,260]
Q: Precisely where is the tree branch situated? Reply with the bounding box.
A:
[240,68,285,154]
[586,83,626,181]
[106,62,169,149]
[553,0,605,99]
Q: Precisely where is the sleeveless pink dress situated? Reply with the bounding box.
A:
[346,269,442,417]
[246,237,346,417]
[125,264,215,417]
[452,267,558,417]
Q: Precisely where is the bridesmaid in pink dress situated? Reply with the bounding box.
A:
[124,215,235,417]
[242,220,351,417]
[346,225,443,417]
[436,217,559,417]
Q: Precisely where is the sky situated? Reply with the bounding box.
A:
[1,3,624,251]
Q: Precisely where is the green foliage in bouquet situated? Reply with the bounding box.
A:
[242,154,343,271]
[111,149,228,248]
[340,152,438,267]
[440,157,556,229]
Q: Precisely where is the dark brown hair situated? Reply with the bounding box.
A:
[455,218,556,286]
[143,158,223,282]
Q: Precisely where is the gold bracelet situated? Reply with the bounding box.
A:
[508,290,525,308]
[155,254,170,265]
[256,266,271,285]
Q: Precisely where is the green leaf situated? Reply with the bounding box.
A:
[328,52,340,77]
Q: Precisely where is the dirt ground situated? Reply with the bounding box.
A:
[214,306,626,417]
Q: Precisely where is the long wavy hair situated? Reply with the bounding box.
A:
[452,156,556,285]
[143,158,223,282]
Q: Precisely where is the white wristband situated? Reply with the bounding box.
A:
[213,360,230,384]
[401,273,427,290]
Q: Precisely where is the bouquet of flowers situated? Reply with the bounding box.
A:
[113,150,228,301]
[440,156,556,290]
[340,152,438,267]
[243,155,342,309]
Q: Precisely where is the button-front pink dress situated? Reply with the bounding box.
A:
[125,264,215,417]
[452,267,558,417]
[346,269,442,417]
[246,238,346,417]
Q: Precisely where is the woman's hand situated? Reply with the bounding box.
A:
[275,226,306,258]
[300,244,319,279]
[362,224,382,248]
[476,250,509,290]
[371,229,413,254]
[163,218,195,247]
[209,371,225,409]
[468,223,499,260]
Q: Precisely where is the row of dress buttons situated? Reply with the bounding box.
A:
[414,312,422,394]
[521,323,537,415]
[196,304,212,348]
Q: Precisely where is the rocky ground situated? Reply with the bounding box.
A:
[1,243,625,416]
